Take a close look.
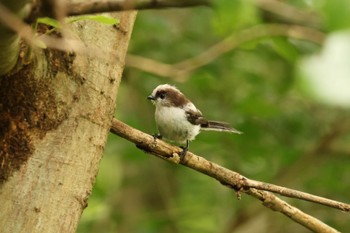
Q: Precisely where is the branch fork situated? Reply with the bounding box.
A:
[110,118,348,232]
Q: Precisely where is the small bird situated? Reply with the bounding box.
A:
[147,84,242,158]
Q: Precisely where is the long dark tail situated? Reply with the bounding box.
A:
[201,120,242,134]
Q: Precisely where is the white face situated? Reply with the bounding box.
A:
[149,84,183,108]
[150,89,170,107]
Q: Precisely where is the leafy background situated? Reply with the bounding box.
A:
[77,0,350,232]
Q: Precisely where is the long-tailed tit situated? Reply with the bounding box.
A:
[147,84,242,157]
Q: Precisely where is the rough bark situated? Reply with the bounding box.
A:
[0,7,137,233]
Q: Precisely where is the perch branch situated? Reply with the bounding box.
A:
[110,118,349,232]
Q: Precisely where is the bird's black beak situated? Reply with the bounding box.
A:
[147,95,155,100]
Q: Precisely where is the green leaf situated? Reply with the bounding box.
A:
[212,0,259,35]
[67,15,119,25]
[34,39,47,49]
[270,38,299,63]
[36,15,119,30]
[37,17,61,28]
[315,0,350,31]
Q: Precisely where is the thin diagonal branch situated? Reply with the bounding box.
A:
[110,118,348,232]
[246,189,339,233]
[126,24,325,81]
[174,24,325,70]
[247,180,350,211]
[256,0,321,28]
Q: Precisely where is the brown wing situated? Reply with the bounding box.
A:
[185,109,208,125]
[186,110,242,134]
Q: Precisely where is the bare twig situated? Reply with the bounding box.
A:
[224,117,350,232]
[247,180,350,211]
[256,0,321,28]
[126,54,183,79]
[68,0,211,16]
[110,118,348,232]
[168,24,325,67]
[65,0,322,30]
[126,24,325,81]
[246,189,340,233]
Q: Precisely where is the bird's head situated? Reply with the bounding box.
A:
[147,84,189,108]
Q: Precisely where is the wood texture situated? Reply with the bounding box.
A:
[0,9,137,233]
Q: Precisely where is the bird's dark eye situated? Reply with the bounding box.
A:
[159,93,166,99]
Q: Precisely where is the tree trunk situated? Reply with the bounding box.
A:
[0,6,137,233]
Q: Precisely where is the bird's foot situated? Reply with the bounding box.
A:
[153,133,162,140]
[179,140,189,162]
[179,146,188,161]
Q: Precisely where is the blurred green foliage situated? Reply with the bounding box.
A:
[77,1,350,232]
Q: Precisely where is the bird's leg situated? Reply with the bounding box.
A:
[179,140,189,161]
